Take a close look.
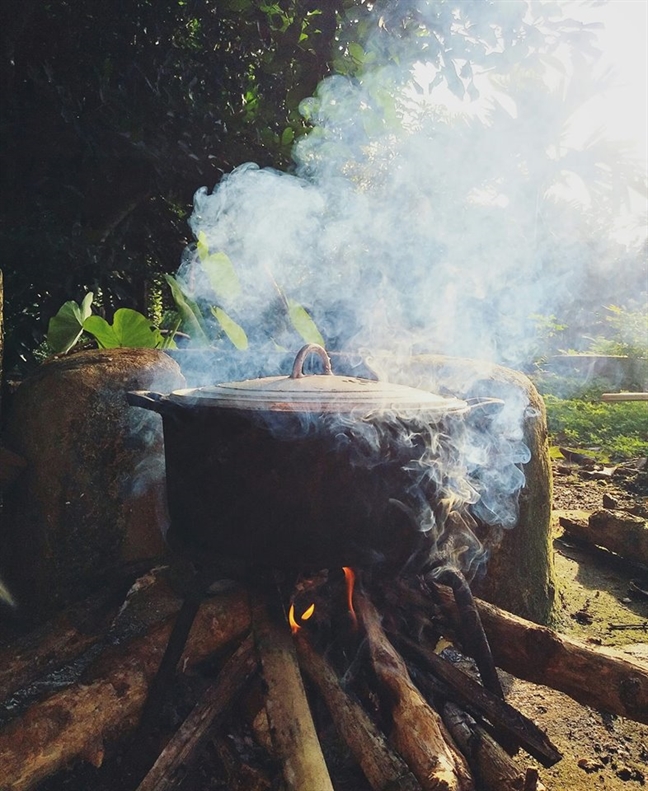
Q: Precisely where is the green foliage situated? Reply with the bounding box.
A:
[587,305,648,359]
[211,307,249,351]
[47,293,94,354]
[163,275,209,346]
[196,233,241,302]
[2,0,602,372]
[1,0,345,370]
[4,0,642,374]
[83,309,164,349]
[287,300,325,346]
[544,394,648,460]
[170,234,324,351]
[46,294,164,351]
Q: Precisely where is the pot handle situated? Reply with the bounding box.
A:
[290,344,333,379]
[127,390,176,416]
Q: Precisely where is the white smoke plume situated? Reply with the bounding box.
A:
[162,2,643,571]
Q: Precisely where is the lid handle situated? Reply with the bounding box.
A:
[290,344,333,379]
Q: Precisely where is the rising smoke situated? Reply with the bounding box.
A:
[163,2,635,570]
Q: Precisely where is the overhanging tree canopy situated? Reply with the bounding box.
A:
[0,0,617,370]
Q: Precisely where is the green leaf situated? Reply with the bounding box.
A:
[201,251,241,301]
[46,292,94,353]
[112,309,163,348]
[281,127,294,146]
[196,230,210,261]
[80,292,94,321]
[287,300,324,346]
[83,309,162,348]
[211,307,248,350]
[82,316,119,348]
[164,274,210,344]
[348,42,365,65]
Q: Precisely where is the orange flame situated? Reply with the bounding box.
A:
[288,603,300,634]
[288,602,316,634]
[342,566,358,629]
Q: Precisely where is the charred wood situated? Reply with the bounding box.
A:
[442,702,546,791]
[212,734,273,791]
[0,570,144,704]
[432,568,503,699]
[397,636,561,768]
[295,630,422,791]
[135,634,257,791]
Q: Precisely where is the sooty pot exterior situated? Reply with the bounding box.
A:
[128,346,477,571]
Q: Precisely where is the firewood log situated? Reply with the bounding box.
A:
[397,636,561,767]
[295,631,422,791]
[136,634,257,791]
[0,563,169,704]
[356,590,474,791]
[559,509,648,567]
[212,734,273,791]
[251,588,334,791]
[0,587,251,791]
[435,585,648,724]
[442,702,546,791]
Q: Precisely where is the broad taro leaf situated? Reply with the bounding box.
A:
[164,274,210,345]
[46,292,94,353]
[82,316,119,348]
[210,307,248,350]
[83,309,162,348]
[287,300,325,346]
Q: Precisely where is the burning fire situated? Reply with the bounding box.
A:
[288,601,315,634]
[288,567,358,634]
[342,566,358,630]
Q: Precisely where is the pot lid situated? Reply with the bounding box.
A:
[167,344,468,415]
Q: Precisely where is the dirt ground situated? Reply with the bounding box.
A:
[505,459,648,790]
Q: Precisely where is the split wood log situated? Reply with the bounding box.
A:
[356,590,474,791]
[136,634,257,791]
[295,631,422,791]
[0,587,251,791]
[442,702,546,791]
[251,588,334,791]
[396,636,561,767]
[559,509,648,567]
[435,585,648,724]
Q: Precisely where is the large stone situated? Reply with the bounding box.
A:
[394,355,555,624]
[1,349,185,621]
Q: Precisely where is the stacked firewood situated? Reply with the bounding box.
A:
[0,565,647,791]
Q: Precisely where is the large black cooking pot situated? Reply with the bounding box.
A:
[128,345,491,571]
